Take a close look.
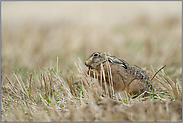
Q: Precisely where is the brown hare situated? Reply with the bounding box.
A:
[85,52,153,98]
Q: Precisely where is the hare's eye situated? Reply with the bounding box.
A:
[93,53,99,57]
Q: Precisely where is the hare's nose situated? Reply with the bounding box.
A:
[85,61,89,66]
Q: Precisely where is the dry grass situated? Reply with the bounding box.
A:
[1,59,182,122]
[1,2,182,122]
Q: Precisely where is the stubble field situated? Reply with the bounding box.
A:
[1,2,182,122]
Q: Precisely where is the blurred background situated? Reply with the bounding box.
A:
[1,1,182,81]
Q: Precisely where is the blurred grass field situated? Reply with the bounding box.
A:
[1,1,182,122]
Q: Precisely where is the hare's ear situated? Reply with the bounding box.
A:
[107,56,127,69]
[106,52,111,56]
[121,64,127,69]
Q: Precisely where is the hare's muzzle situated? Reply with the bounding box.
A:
[85,61,90,67]
[85,61,89,67]
[85,61,92,69]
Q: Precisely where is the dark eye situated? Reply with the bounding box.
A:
[93,53,99,57]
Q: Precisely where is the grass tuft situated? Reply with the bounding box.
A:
[1,59,182,122]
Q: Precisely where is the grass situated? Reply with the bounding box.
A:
[1,58,182,122]
[1,2,182,122]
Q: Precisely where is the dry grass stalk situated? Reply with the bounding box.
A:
[151,65,166,81]
[1,58,182,122]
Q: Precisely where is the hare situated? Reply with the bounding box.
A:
[85,52,153,98]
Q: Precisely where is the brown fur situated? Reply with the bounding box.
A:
[85,52,153,97]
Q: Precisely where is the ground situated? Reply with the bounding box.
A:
[1,1,182,122]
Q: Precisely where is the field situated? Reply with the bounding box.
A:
[1,1,182,122]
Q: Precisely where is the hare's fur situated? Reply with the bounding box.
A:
[85,52,153,97]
